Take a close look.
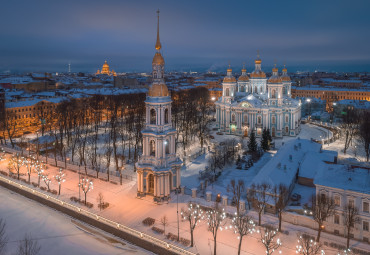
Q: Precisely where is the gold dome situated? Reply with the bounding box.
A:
[255,59,262,64]
[238,76,249,81]
[148,83,169,97]
[227,68,232,72]
[272,67,278,72]
[152,52,165,65]
[281,76,291,82]
[268,77,282,83]
[250,72,266,78]
[223,76,236,83]
[282,67,287,72]
[103,60,109,68]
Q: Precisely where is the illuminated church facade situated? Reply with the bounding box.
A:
[215,58,302,138]
[96,60,117,76]
[136,11,181,202]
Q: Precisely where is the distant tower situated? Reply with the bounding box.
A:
[250,51,267,94]
[136,10,182,202]
[268,64,283,106]
[68,62,71,73]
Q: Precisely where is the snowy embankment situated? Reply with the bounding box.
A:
[0,186,152,255]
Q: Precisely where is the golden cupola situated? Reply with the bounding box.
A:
[281,65,291,82]
[152,9,165,66]
[250,54,266,78]
[238,64,249,81]
[223,65,236,83]
[268,64,282,83]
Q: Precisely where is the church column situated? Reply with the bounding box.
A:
[164,174,169,196]
[154,175,158,197]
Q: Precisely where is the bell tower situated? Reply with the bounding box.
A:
[136,10,182,202]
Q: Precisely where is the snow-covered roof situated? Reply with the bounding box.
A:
[249,139,321,189]
[314,165,370,194]
[298,150,338,179]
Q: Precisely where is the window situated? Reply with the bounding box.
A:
[225,88,230,97]
[334,195,341,207]
[243,115,248,124]
[363,201,369,213]
[334,214,340,224]
[231,114,236,122]
[150,109,156,124]
[150,140,156,156]
[164,108,169,124]
[348,199,354,208]
[285,126,289,133]
[165,140,170,154]
[363,221,369,232]
[271,116,276,124]
[285,115,289,122]
[272,89,276,98]
[258,116,262,124]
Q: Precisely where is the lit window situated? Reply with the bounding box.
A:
[334,214,340,224]
[364,202,369,213]
[363,221,369,232]
[334,195,341,207]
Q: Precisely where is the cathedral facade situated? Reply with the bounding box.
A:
[96,60,116,76]
[136,11,181,202]
[215,58,301,138]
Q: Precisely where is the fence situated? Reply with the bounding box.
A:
[0,174,195,255]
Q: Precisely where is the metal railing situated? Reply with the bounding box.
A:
[0,174,195,255]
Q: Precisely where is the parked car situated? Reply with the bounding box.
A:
[209,135,215,139]
[216,132,223,135]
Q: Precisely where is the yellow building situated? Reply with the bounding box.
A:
[96,60,117,76]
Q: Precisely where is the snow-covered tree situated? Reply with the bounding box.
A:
[232,213,255,255]
[54,168,66,195]
[42,175,51,191]
[79,177,93,205]
[227,179,244,216]
[258,225,282,255]
[296,233,324,255]
[181,203,204,247]
[205,207,226,255]
[249,182,271,226]
[248,131,257,152]
[8,153,24,180]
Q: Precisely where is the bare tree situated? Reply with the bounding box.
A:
[227,179,245,216]
[258,225,282,255]
[24,157,35,183]
[0,219,7,254]
[358,111,370,161]
[53,168,65,195]
[160,215,168,235]
[296,233,324,255]
[275,184,289,232]
[104,135,113,181]
[232,214,255,255]
[181,203,204,247]
[205,207,226,255]
[342,203,360,249]
[17,233,41,255]
[41,175,51,191]
[96,192,104,211]
[79,177,93,205]
[341,108,359,154]
[250,182,271,226]
[8,153,24,180]
[311,194,336,241]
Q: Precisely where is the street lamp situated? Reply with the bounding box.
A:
[175,186,181,241]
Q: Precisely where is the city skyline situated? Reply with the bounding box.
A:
[1,0,370,73]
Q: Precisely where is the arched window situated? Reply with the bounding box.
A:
[150,109,156,124]
[231,114,236,122]
[260,87,263,93]
[240,85,244,92]
[254,86,257,93]
[165,139,170,154]
[283,87,287,95]
[150,140,156,156]
[225,88,230,97]
[258,116,262,124]
[164,108,169,124]
[285,115,289,122]
[272,116,276,124]
[243,114,248,124]
[272,89,276,98]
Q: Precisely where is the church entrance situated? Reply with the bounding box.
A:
[148,174,154,194]
[244,127,248,137]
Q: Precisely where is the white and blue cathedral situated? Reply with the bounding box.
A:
[215,58,302,137]
[136,11,181,202]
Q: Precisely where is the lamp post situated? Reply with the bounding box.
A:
[175,186,181,241]
[78,164,81,201]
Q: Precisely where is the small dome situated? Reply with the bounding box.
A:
[103,61,109,67]
[255,59,261,64]
[223,76,236,83]
[238,75,249,81]
[281,76,291,82]
[152,52,165,65]
[148,83,169,97]
[268,77,283,83]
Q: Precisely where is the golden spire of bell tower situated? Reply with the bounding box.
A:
[155,9,162,51]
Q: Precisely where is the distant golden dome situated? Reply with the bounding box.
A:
[268,77,282,83]
[255,59,262,64]
[227,68,232,72]
[282,67,287,72]
[223,76,236,83]
[148,83,169,97]
[250,72,266,78]
[103,61,109,68]
[281,76,291,82]
[152,52,165,65]
[272,67,278,72]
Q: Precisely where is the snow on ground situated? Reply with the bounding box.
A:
[0,186,152,255]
